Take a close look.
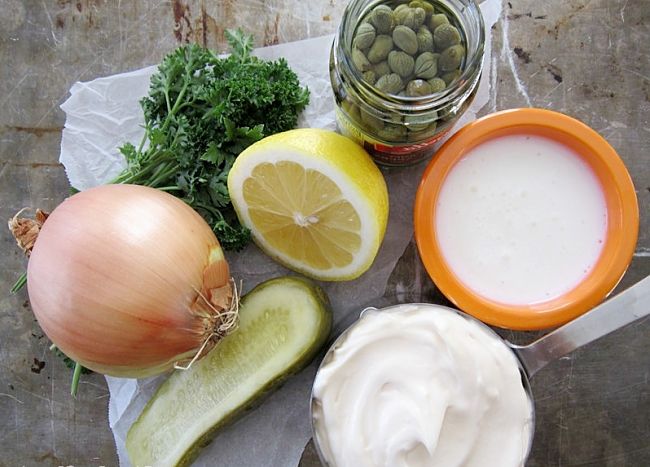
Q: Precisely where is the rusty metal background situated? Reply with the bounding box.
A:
[1,1,648,466]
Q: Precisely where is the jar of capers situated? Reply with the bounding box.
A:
[330,0,485,166]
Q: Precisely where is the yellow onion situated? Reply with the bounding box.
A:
[26,184,235,378]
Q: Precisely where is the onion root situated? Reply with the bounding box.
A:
[8,208,49,256]
[176,278,241,371]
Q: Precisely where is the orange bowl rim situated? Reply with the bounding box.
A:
[414,108,639,330]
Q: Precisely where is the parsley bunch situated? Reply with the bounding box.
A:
[113,30,310,250]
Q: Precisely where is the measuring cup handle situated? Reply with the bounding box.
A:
[512,275,650,378]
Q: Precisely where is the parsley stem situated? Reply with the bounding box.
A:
[155,186,181,192]
[164,87,173,116]
[135,127,148,157]
[117,150,167,185]
[149,164,180,187]
[160,68,192,134]
[194,201,225,221]
[150,159,170,180]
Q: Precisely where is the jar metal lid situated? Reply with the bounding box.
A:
[414,108,639,330]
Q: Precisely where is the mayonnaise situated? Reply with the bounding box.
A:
[311,304,533,467]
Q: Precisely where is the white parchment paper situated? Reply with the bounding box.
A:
[59,1,501,465]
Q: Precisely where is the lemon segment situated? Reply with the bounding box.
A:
[228,129,389,281]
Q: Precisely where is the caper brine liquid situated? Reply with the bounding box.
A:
[352,1,467,97]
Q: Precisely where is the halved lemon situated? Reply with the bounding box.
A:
[228,129,389,281]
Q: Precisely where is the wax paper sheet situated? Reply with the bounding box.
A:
[59,1,501,465]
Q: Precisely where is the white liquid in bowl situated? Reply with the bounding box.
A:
[435,134,607,305]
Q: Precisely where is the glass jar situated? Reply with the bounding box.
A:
[330,0,485,166]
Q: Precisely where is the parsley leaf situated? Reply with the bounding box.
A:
[112,30,309,250]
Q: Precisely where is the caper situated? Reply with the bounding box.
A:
[367,35,394,63]
[369,5,393,34]
[406,121,430,132]
[375,72,404,94]
[341,99,362,125]
[352,48,372,72]
[429,13,449,31]
[373,60,391,77]
[405,116,431,132]
[406,79,433,97]
[427,77,447,93]
[405,112,435,130]
[360,107,384,131]
[341,98,354,115]
[388,50,415,78]
[393,25,418,55]
[363,70,377,85]
[341,99,361,128]
[414,52,439,79]
[395,8,418,30]
[439,44,465,71]
[442,107,460,122]
[394,4,410,15]
[419,1,435,18]
[434,23,461,50]
[353,22,376,50]
[350,105,362,124]
[408,121,437,141]
[440,69,461,85]
[416,26,434,53]
[412,7,426,29]
[378,123,407,142]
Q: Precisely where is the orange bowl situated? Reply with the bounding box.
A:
[414,108,639,330]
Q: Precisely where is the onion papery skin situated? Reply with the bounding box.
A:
[27,184,229,378]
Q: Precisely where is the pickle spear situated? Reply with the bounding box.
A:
[126,276,332,466]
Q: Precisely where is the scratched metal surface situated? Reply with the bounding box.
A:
[0,1,648,466]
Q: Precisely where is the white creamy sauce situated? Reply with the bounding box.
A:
[311,305,533,467]
[435,134,607,305]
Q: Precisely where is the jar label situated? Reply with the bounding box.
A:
[335,108,450,166]
[336,107,370,147]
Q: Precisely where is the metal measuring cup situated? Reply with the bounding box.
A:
[309,275,650,466]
